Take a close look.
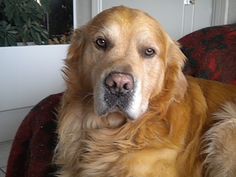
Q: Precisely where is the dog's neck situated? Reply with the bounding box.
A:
[81,109,127,129]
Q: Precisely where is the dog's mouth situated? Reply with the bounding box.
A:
[99,72,136,120]
[103,85,134,118]
[95,72,146,120]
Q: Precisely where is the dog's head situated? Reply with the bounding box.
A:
[65,6,187,121]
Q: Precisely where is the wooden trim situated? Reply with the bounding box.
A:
[73,0,79,28]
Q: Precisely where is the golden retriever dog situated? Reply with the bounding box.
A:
[54,6,236,177]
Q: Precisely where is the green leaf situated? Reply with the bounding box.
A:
[40,30,48,40]
[0,20,18,46]
[36,32,42,44]
[30,28,36,40]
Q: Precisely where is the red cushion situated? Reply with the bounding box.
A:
[6,93,62,177]
[179,24,236,85]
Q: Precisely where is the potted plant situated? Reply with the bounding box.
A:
[0,0,49,46]
[0,20,18,46]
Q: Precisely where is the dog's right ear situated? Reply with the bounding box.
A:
[63,28,86,94]
[67,29,85,63]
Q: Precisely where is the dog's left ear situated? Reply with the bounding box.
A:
[167,41,186,69]
[162,41,188,103]
[151,40,187,115]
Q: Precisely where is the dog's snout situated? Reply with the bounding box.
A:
[105,72,134,95]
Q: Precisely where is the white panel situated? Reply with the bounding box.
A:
[0,45,67,111]
[92,0,103,18]
[193,0,213,31]
[228,0,236,24]
[99,0,184,39]
[212,0,228,25]
[182,4,195,36]
[0,107,32,141]
[76,0,92,27]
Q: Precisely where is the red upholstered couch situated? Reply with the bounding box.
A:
[6,24,236,177]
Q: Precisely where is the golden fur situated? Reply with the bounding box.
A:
[54,6,236,177]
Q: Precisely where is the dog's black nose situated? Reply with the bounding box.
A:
[105,72,134,95]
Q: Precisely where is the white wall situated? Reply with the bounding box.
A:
[0,45,67,141]
[0,45,67,111]
[212,0,236,25]
[76,0,92,27]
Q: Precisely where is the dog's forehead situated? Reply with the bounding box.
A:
[88,6,161,34]
[92,6,144,24]
[85,6,169,49]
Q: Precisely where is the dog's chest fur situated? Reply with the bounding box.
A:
[77,117,180,177]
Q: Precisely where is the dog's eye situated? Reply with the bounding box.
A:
[95,38,107,49]
[144,48,156,57]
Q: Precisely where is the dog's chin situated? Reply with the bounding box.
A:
[96,101,148,121]
[95,81,147,121]
[105,106,136,121]
[97,105,134,121]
